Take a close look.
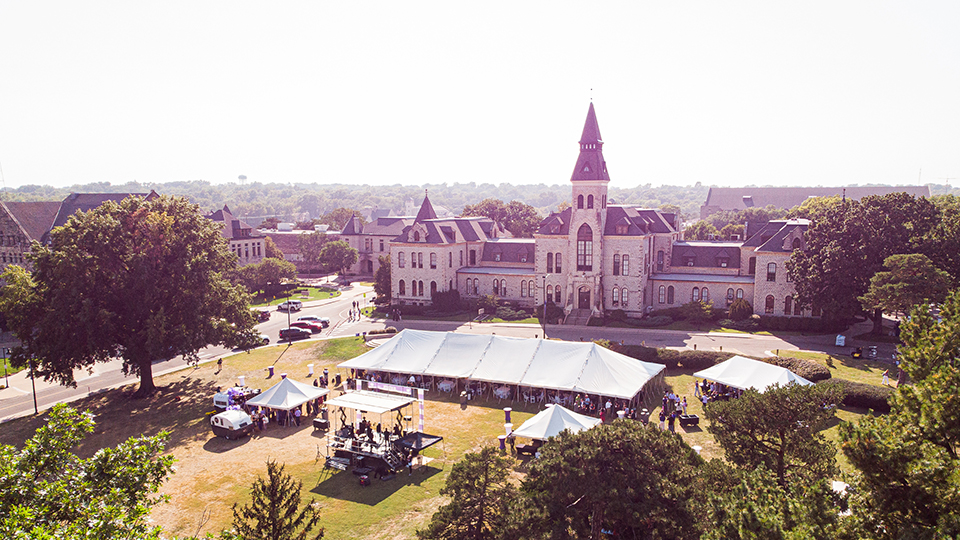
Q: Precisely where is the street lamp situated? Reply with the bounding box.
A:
[541,275,547,339]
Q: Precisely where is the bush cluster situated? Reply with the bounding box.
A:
[829,379,892,413]
[728,298,753,321]
[718,318,761,331]
[586,316,605,327]
[758,316,843,334]
[495,306,531,321]
[607,309,627,321]
[367,327,398,335]
[631,315,673,327]
[764,356,832,382]
[431,290,462,313]
[657,350,733,371]
[535,302,565,324]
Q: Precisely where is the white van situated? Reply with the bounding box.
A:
[277,300,303,312]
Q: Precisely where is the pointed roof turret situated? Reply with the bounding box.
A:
[415,190,438,222]
[571,102,611,182]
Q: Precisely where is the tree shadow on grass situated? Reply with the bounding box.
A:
[310,465,441,505]
[203,434,253,453]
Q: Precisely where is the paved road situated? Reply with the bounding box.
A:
[1,287,895,423]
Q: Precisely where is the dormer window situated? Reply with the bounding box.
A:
[414,231,420,242]
[718,257,729,268]
[685,256,696,267]
[616,224,628,235]
[494,253,501,262]
[520,252,527,263]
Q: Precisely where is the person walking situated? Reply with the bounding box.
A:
[881,369,889,386]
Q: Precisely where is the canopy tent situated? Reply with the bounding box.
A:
[245,377,329,411]
[692,355,814,393]
[511,404,601,441]
[395,432,444,452]
[339,329,665,400]
[324,390,418,415]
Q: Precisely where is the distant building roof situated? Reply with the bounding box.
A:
[2,201,62,242]
[651,273,756,284]
[671,242,742,269]
[415,192,438,222]
[205,205,264,241]
[700,186,931,219]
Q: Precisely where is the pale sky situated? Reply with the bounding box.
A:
[1,1,958,190]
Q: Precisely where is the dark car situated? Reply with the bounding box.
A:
[290,321,322,334]
[297,316,330,328]
[255,310,271,322]
[279,327,311,342]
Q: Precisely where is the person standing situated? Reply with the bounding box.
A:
[881,369,889,386]
[667,411,676,432]
[682,397,688,415]
[658,410,666,430]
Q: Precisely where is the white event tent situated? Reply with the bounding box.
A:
[338,329,665,401]
[511,404,602,441]
[692,355,814,393]
[245,377,329,411]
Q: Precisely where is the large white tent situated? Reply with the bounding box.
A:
[338,329,665,400]
[245,377,329,410]
[692,355,814,393]
[511,404,602,440]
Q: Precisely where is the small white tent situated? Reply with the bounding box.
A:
[245,377,329,411]
[511,404,602,441]
[692,355,814,393]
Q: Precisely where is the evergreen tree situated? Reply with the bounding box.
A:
[231,461,324,540]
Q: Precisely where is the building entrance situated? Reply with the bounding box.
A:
[578,288,591,309]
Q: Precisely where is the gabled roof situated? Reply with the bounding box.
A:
[342,215,363,235]
[512,404,602,441]
[2,201,63,242]
[481,238,536,264]
[693,355,814,393]
[670,242,742,268]
[742,219,809,252]
[537,207,572,235]
[46,191,159,241]
[245,377,329,411]
[205,204,264,240]
[702,186,931,214]
[394,216,499,244]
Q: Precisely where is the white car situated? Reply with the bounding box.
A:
[277,300,303,312]
[297,315,330,328]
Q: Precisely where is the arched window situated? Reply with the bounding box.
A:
[792,237,802,250]
[398,252,405,268]
[417,252,423,269]
[431,281,437,296]
[622,255,629,276]
[521,281,528,297]
[430,252,437,269]
[414,231,420,242]
[547,252,554,273]
[794,299,802,316]
[692,287,700,302]
[399,279,406,295]
[736,288,744,299]
[727,288,735,302]
[555,287,562,304]
[555,253,562,273]
[613,254,621,275]
[765,295,775,314]
[659,285,666,304]
[622,288,628,305]
[612,287,620,305]
[547,285,553,300]
[501,279,507,295]
[702,288,709,303]
[657,250,664,272]
[473,278,479,295]
[587,194,594,209]
[577,195,584,209]
[767,262,777,282]
[493,280,500,295]
[577,224,593,271]
[667,286,675,304]
[529,281,534,298]
[784,296,792,315]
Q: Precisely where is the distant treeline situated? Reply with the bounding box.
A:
[4,180,956,226]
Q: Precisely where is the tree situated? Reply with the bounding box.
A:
[923,194,960,287]
[373,255,391,302]
[231,460,324,540]
[462,198,542,238]
[858,253,949,317]
[681,300,713,328]
[788,193,940,333]
[297,231,328,272]
[838,289,960,538]
[260,217,281,230]
[318,240,358,276]
[318,207,364,231]
[0,404,175,540]
[704,382,844,487]
[264,236,285,259]
[522,421,704,540]
[417,447,519,540]
[238,257,298,296]
[728,298,753,321]
[683,220,720,241]
[0,195,255,397]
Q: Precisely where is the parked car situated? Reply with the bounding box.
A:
[290,321,322,334]
[297,315,330,328]
[255,309,271,322]
[277,300,303,312]
[279,327,311,342]
[259,333,270,345]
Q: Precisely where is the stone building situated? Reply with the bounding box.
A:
[204,205,265,266]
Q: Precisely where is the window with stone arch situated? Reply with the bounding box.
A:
[528,281,534,298]
[613,254,621,275]
[727,288,734,302]
[493,280,500,295]
[473,278,479,295]
[555,253,562,273]
[398,252,405,268]
[521,281,528,297]
[736,288,744,299]
[399,279,405,295]
[621,255,629,276]
[657,250,664,272]
[547,252,554,273]
[767,262,777,282]
[792,237,802,250]
[612,287,620,305]
[577,224,593,271]
[692,287,700,302]
[577,195,584,209]
[430,281,437,296]
[765,295,775,314]
[667,286,675,304]
[659,285,666,304]
[621,288,628,305]
[547,284,553,300]
[418,280,424,296]
[414,231,420,242]
[784,296,792,315]
[500,279,507,296]
[555,287,562,304]
[587,194,594,209]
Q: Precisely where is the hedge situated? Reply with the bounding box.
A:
[630,315,673,328]
[829,379,892,413]
[607,344,731,371]
[763,356,832,382]
[367,327,398,335]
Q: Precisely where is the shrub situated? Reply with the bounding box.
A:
[673,350,733,370]
[367,327,398,335]
[608,309,627,321]
[650,306,688,321]
[431,289,462,313]
[587,316,605,326]
[728,298,753,321]
[634,315,673,327]
[478,294,500,313]
[616,344,660,363]
[718,318,760,331]
[830,379,892,413]
[495,306,529,321]
[535,302,565,323]
[764,356,832,382]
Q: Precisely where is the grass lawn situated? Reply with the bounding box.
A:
[249,286,341,308]
[776,349,889,386]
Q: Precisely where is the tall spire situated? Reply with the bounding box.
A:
[571,102,610,182]
[415,190,437,222]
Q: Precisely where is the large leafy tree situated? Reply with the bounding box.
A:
[238,257,298,296]
[522,421,704,540]
[838,289,960,538]
[297,231,328,272]
[923,194,960,286]
[417,446,519,540]
[462,199,541,238]
[264,236,285,259]
[788,193,940,332]
[0,195,255,397]
[373,255,391,302]
[0,404,174,539]
[683,220,720,241]
[858,253,950,317]
[231,460,324,540]
[318,207,364,231]
[704,382,844,487]
[318,240,358,277]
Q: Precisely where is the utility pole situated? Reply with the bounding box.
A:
[2,348,8,388]
[29,357,38,415]
[541,275,548,339]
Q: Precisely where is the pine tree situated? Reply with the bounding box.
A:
[231,461,324,540]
